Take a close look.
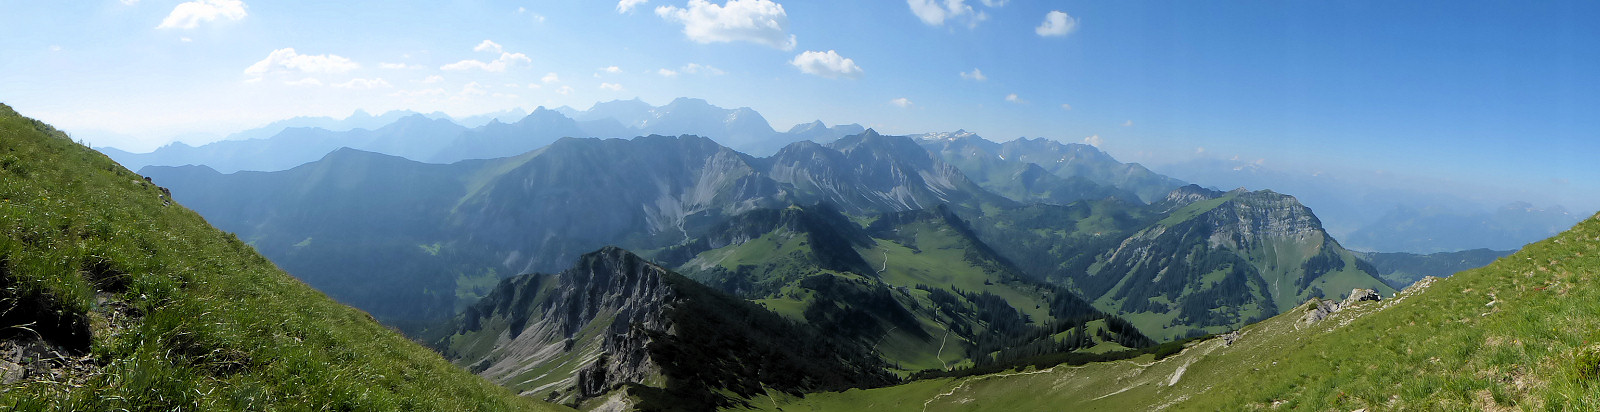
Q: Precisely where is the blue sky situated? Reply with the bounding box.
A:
[3,0,1599,212]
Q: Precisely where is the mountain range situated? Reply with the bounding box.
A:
[144,126,1397,343]
[101,98,864,174]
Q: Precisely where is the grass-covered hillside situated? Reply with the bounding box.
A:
[748,210,1600,410]
[0,104,563,410]
[661,204,1152,374]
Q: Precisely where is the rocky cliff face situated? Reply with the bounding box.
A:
[1086,187,1395,340]
[767,129,1009,215]
[439,247,894,410]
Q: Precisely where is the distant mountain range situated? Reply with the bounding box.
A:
[102,97,1581,254]
[101,97,864,173]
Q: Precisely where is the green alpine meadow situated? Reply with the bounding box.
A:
[0,105,565,410]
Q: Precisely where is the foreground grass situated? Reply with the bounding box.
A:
[750,211,1600,410]
[0,104,564,410]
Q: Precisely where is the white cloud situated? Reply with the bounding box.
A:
[284,78,322,87]
[656,0,796,50]
[978,0,1006,6]
[791,50,862,79]
[49,45,62,52]
[599,66,622,74]
[121,0,139,5]
[422,75,444,84]
[600,82,625,91]
[244,48,359,76]
[906,0,986,28]
[157,0,247,29]
[379,62,416,69]
[617,0,649,13]
[1060,103,1072,110]
[441,52,531,72]
[1083,134,1102,147]
[680,63,725,75]
[891,98,913,108]
[1005,93,1025,103]
[541,72,560,83]
[1122,120,1134,127]
[555,86,574,95]
[959,68,986,81]
[1035,10,1078,37]
[659,68,679,77]
[332,78,393,89]
[473,40,503,53]
[461,82,487,96]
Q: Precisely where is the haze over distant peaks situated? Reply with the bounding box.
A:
[100,98,867,173]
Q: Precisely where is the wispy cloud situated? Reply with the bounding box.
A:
[473,40,504,53]
[332,78,392,89]
[157,0,247,29]
[656,0,796,50]
[791,50,862,79]
[600,82,625,91]
[441,53,530,72]
[617,0,649,13]
[1083,135,1102,147]
[1005,93,1025,104]
[680,63,725,75]
[959,68,986,82]
[891,97,913,108]
[244,48,358,76]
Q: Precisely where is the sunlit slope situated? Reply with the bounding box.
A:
[749,212,1600,410]
[0,104,563,411]
[668,205,1151,374]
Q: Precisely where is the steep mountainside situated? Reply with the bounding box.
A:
[918,132,1138,206]
[0,104,560,410]
[768,130,1013,215]
[437,247,894,411]
[1355,248,1515,289]
[971,185,1394,340]
[758,211,1600,410]
[656,205,1154,373]
[917,132,1186,203]
[143,132,1005,331]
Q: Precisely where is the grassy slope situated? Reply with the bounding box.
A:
[0,106,564,411]
[751,212,1600,411]
[683,209,1137,374]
